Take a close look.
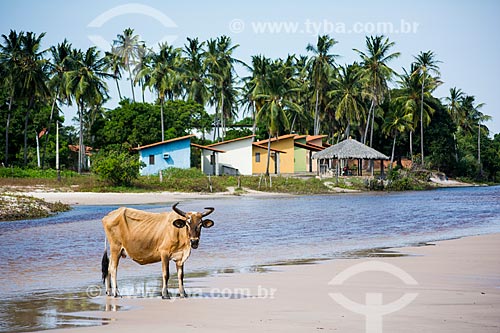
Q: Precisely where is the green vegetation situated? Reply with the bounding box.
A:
[0,28,499,185]
[92,147,144,186]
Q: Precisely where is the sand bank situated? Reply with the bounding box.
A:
[20,188,290,206]
[43,232,500,333]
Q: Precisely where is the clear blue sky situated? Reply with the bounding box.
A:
[1,0,499,135]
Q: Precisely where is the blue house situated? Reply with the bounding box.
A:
[136,135,195,176]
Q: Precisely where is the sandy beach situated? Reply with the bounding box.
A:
[19,188,291,206]
[38,231,500,333]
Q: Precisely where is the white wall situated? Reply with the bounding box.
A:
[202,138,253,176]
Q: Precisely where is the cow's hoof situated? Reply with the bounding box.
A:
[162,295,171,300]
[180,292,188,299]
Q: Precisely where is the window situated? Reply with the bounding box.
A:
[149,155,155,165]
[255,152,261,163]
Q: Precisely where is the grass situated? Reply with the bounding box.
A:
[1,166,474,195]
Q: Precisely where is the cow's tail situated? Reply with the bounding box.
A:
[101,237,109,285]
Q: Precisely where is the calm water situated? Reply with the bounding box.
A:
[1,186,500,331]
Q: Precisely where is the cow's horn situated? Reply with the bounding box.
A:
[172,202,187,217]
[202,207,215,217]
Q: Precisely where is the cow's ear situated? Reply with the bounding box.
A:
[173,219,186,228]
[202,219,214,228]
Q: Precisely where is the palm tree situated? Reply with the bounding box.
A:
[255,59,299,176]
[394,65,435,160]
[0,30,24,166]
[354,35,400,147]
[18,32,50,166]
[444,87,465,161]
[413,51,441,165]
[65,47,111,173]
[383,104,414,168]
[241,55,272,139]
[182,37,208,106]
[104,51,123,100]
[137,43,182,141]
[328,63,365,139]
[112,28,143,102]
[204,36,240,141]
[42,39,72,169]
[460,95,490,174]
[306,35,338,135]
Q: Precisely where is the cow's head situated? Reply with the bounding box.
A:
[171,202,214,249]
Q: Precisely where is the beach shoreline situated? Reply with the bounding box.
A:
[40,232,500,333]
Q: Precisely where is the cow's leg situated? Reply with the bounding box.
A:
[161,256,170,299]
[109,246,122,297]
[176,262,187,298]
[105,270,111,296]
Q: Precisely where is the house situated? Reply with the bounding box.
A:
[200,135,254,175]
[136,135,224,176]
[252,134,297,174]
[135,135,195,176]
[305,135,327,172]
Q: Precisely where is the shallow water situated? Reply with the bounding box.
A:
[0,186,499,331]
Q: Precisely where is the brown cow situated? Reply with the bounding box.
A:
[101,202,214,299]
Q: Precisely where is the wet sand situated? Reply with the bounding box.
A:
[42,232,500,333]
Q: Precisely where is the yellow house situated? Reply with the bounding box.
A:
[252,134,296,174]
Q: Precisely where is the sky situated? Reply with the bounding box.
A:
[1,0,499,135]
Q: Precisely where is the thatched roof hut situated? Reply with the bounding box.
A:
[312,138,389,160]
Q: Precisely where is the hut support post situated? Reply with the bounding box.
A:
[380,159,385,178]
[335,159,339,185]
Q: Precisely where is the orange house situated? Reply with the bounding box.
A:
[252,134,296,174]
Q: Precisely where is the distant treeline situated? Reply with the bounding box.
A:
[0,29,499,181]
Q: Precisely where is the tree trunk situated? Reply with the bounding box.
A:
[478,123,482,175]
[220,92,225,141]
[363,100,375,145]
[251,100,257,141]
[453,133,459,162]
[265,133,272,177]
[314,89,320,135]
[4,94,13,166]
[23,97,34,167]
[78,101,84,174]
[42,89,59,169]
[115,78,122,100]
[369,101,376,147]
[128,65,135,102]
[160,97,165,142]
[56,120,60,181]
[390,133,397,169]
[420,73,425,165]
[409,131,413,161]
[345,121,351,139]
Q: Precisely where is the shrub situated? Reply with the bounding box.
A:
[92,149,144,186]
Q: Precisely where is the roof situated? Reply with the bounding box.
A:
[207,135,255,147]
[254,134,296,145]
[306,135,327,143]
[252,143,287,154]
[294,142,325,152]
[312,138,389,160]
[134,135,196,150]
[68,145,94,156]
[191,143,226,153]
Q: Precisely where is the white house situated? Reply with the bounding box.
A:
[201,135,255,175]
